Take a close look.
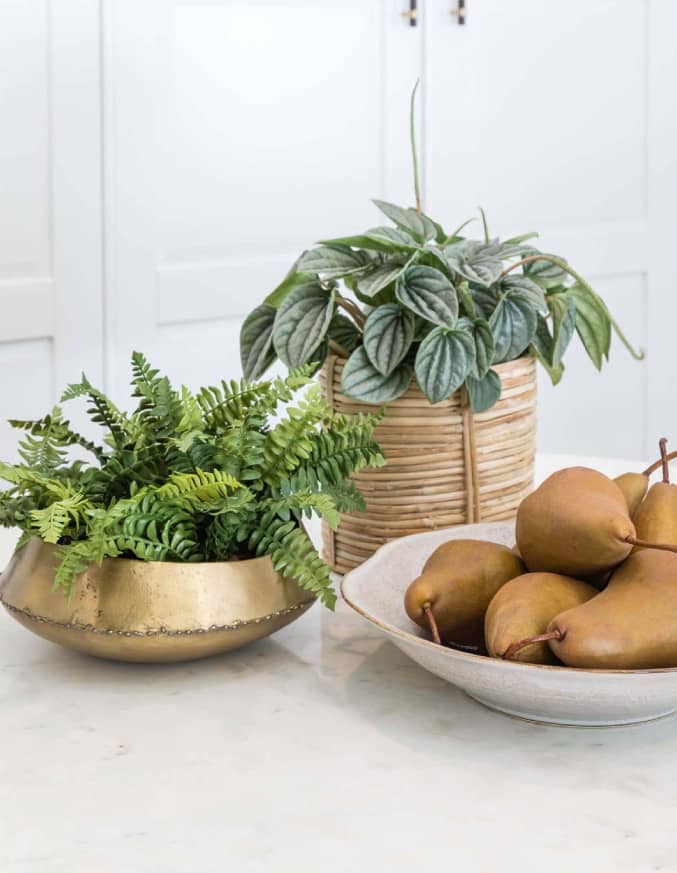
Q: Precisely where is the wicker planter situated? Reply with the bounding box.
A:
[320,355,537,574]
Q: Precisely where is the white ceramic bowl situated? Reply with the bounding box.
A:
[341,521,677,727]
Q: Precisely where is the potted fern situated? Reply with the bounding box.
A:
[240,86,643,573]
[0,354,383,662]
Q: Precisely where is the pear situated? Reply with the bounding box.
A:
[516,466,677,578]
[486,572,597,664]
[543,549,677,669]
[614,472,649,517]
[632,438,677,548]
[404,540,524,649]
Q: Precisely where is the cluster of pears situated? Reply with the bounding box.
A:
[404,439,677,669]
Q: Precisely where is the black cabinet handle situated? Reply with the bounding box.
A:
[451,0,466,25]
[402,0,417,27]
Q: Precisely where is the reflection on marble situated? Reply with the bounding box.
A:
[2,454,677,871]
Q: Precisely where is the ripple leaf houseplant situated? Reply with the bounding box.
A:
[0,354,384,661]
[240,87,643,572]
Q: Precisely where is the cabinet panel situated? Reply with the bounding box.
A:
[104,0,419,397]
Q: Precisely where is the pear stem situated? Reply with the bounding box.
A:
[659,437,670,484]
[423,603,441,645]
[626,536,677,554]
[502,629,564,661]
[642,449,677,477]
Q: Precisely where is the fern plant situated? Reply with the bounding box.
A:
[0,354,385,608]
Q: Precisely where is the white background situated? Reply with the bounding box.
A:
[1,0,676,462]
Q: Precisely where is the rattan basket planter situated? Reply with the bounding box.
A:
[320,355,537,574]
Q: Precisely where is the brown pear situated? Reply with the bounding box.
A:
[516,467,638,577]
[485,572,597,664]
[544,549,677,669]
[404,540,524,649]
[632,439,677,549]
[614,472,649,517]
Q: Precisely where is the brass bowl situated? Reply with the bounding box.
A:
[0,538,315,663]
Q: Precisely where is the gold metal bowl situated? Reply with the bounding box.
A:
[0,539,315,663]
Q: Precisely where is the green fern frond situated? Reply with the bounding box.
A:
[29,491,92,543]
[321,479,367,514]
[196,366,315,432]
[10,408,106,463]
[130,352,183,440]
[260,491,340,530]
[171,386,205,452]
[259,384,328,486]
[62,376,130,449]
[249,519,336,609]
[53,540,98,596]
[157,468,247,509]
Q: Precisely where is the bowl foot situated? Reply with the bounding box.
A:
[466,693,677,728]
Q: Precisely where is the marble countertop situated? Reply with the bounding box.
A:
[2,453,676,873]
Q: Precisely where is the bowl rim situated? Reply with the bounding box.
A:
[340,527,677,677]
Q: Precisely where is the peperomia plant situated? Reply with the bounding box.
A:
[241,88,642,412]
[0,354,384,608]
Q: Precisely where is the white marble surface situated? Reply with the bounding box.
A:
[3,453,677,873]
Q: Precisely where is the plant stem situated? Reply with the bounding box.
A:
[335,296,366,330]
[328,339,350,358]
[410,80,422,213]
[479,207,490,244]
[660,437,670,484]
[643,449,677,477]
[423,602,441,645]
[502,629,563,660]
[499,254,644,360]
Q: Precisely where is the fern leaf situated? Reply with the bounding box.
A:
[259,384,329,486]
[62,376,130,449]
[157,468,248,510]
[9,407,106,463]
[30,491,92,543]
[249,519,336,609]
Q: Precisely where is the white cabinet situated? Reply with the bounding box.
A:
[0,0,103,460]
[422,0,675,459]
[102,0,418,403]
[1,0,675,460]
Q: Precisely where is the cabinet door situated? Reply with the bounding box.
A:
[0,0,103,460]
[422,0,677,459]
[103,0,421,402]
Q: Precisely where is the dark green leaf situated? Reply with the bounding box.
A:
[357,260,407,299]
[341,347,412,403]
[396,265,458,328]
[567,284,610,369]
[530,318,564,384]
[414,327,474,404]
[523,252,570,289]
[469,318,494,379]
[503,231,539,247]
[466,370,501,412]
[264,270,317,308]
[372,199,437,243]
[321,226,418,254]
[456,280,477,318]
[240,304,277,380]
[489,294,537,363]
[549,294,577,367]
[363,304,416,376]
[273,283,335,368]
[298,245,371,279]
[531,316,554,365]
[447,240,504,288]
[500,275,547,313]
[328,314,361,354]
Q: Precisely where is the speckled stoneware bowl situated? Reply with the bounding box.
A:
[341,521,677,727]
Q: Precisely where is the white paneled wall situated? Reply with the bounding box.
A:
[0,0,676,462]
